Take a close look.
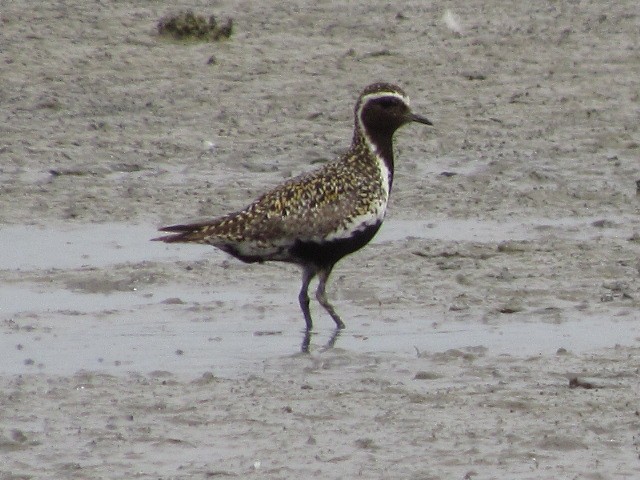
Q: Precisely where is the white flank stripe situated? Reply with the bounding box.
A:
[324,201,385,242]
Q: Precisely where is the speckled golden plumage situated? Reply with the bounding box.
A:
[153,82,432,332]
[166,146,384,246]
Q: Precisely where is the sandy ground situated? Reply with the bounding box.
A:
[1,0,640,478]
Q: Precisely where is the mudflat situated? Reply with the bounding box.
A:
[1,1,639,478]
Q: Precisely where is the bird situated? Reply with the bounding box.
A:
[153,82,432,331]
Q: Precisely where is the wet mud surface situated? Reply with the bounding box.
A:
[1,0,640,478]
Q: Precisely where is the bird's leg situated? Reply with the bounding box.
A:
[322,328,342,351]
[316,266,345,329]
[300,329,312,354]
[299,266,316,331]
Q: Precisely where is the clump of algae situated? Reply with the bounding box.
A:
[157,11,233,41]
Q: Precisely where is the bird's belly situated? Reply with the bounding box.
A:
[289,221,382,268]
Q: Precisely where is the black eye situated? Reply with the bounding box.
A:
[377,97,401,109]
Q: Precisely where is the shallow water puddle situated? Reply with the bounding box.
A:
[2,305,637,378]
[0,215,632,270]
[378,215,632,243]
[0,223,203,270]
[1,219,637,378]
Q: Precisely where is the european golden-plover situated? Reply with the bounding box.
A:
[153,82,432,330]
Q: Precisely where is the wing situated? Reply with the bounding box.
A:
[240,158,386,242]
[153,157,386,247]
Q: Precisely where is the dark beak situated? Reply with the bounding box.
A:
[410,112,433,126]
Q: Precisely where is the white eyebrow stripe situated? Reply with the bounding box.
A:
[358,90,410,108]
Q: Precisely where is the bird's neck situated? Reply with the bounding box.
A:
[352,129,395,192]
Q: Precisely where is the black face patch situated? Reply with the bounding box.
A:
[360,95,410,136]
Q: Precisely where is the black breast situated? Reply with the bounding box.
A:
[289,222,382,268]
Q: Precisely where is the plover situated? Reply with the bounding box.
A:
[153,82,432,330]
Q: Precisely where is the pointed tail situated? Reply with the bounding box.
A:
[152,222,216,243]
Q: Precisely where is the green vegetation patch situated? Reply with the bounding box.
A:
[157,11,233,41]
